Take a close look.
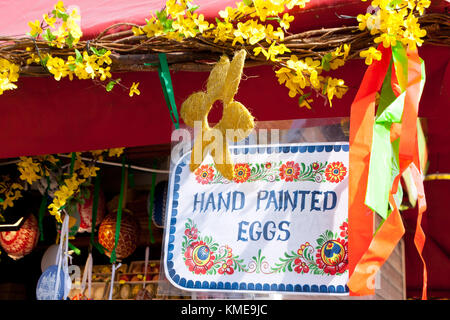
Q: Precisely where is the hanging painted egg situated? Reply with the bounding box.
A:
[77,188,106,233]
[98,210,139,260]
[0,214,39,260]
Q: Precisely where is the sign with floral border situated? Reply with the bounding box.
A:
[163,142,349,295]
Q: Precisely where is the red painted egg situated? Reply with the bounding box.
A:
[77,188,106,233]
[98,210,139,260]
[0,214,39,260]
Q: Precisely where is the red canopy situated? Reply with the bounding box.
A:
[0,0,449,298]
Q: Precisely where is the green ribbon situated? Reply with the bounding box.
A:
[38,192,47,241]
[68,242,81,255]
[110,156,127,264]
[145,54,180,129]
[365,59,404,219]
[90,170,105,255]
[147,160,157,244]
[38,176,51,241]
[365,43,425,220]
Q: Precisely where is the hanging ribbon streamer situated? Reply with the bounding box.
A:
[410,162,428,300]
[348,44,392,296]
[108,262,122,300]
[156,53,180,129]
[348,44,427,298]
[38,179,50,241]
[143,246,150,286]
[110,155,127,264]
[81,252,93,299]
[365,58,404,219]
[90,170,105,255]
[108,157,127,300]
[69,152,76,176]
[54,213,70,300]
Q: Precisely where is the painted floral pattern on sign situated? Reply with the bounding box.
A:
[194,161,347,184]
[181,219,348,276]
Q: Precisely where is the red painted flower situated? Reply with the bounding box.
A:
[279,161,300,182]
[312,162,320,171]
[184,227,198,240]
[195,165,214,184]
[297,242,311,256]
[184,241,215,274]
[294,258,310,274]
[233,163,251,183]
[339,221,348,239]
[218,259,234,275]
[315,238,348,275]
[265,162,272,169]
[325,162,347,183]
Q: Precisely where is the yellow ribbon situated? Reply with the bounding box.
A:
[180,49,255,180]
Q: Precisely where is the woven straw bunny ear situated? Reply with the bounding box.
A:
[180,49,255,180]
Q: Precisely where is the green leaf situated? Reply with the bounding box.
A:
[287,262,293,272]
[243,0,253,6]
[215,17,223,25]
[321,53,333,72]
[389,0,403,7]
[56,11,69,21]
[75,49,83,64]
[156,10,167,23]
[322,78,329,95]
[317,238,324,247]
[298,92,311,106]
[40,55,49,67]
[42,28,56,42]
[65,34,74,47]
[90,47,107,57]
[105,79,120,92]
[187,3,200,12]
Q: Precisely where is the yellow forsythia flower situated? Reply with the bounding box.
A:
[28,20,43,37]
[360,47,382,65]
[129,82,140,97]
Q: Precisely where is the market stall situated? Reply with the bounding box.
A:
[0,0,449,300]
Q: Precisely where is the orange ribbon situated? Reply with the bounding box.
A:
[348,47,427,298]
[348,44,392,296]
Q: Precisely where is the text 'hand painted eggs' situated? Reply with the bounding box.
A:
[98,210,139,260]
[0,214,39,260]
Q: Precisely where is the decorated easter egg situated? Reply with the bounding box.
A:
[41,244,59,272]
[98,210,139,260]
[0,214,39,260]
[77,187,106,233]
[320,240,346,266]
[36,265,71,300]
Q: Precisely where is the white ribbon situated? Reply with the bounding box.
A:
[143,246,149,288]
[54,213,69,300]
[108,263,122,300]
[81,253,93,299]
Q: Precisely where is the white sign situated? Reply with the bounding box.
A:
[163,143,349,295]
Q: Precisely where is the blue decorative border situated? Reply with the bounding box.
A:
[164,143,350,294]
